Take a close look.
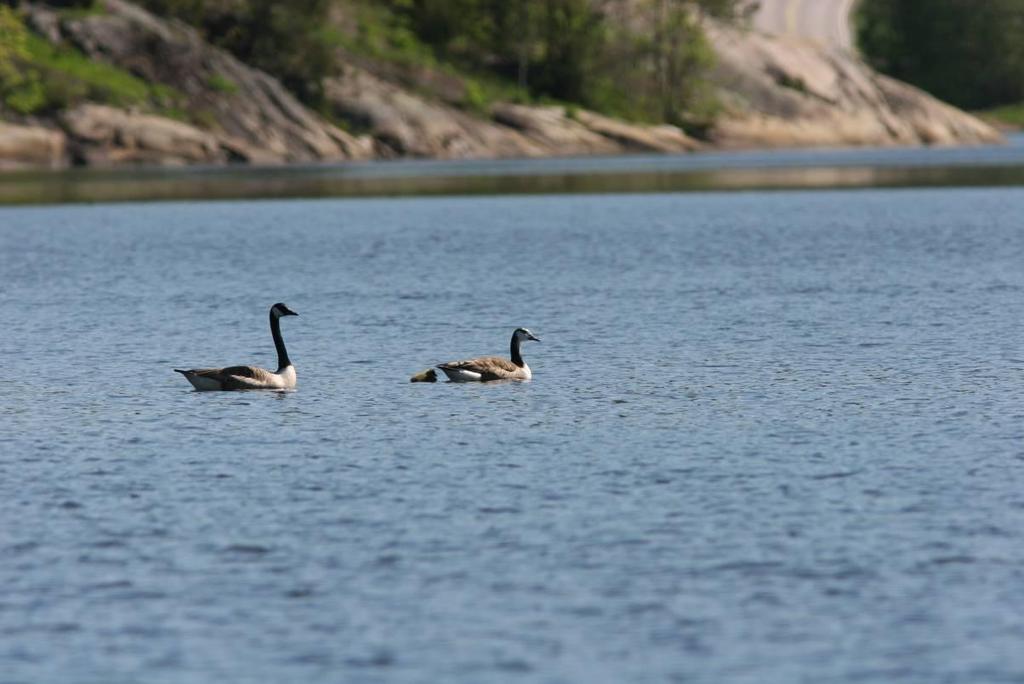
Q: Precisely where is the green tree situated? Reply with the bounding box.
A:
[138,0,744,126]
[858,0,1024,109]
[641,0,717,125]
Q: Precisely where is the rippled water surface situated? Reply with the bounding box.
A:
[3,189,1024,683]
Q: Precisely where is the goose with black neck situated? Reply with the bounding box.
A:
[175,303,299,391]
[428,327,541,382]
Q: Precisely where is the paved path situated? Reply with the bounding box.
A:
[752,0,857,50]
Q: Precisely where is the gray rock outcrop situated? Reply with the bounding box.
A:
[24,0,372,164]
[61,104,223,166]
[324,67,542,159]
[0,122,66,170]
[324,66,700,160]
[708,22,1001,148]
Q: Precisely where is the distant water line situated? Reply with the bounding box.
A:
[3,135,1024,205]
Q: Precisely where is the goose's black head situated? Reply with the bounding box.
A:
[514,327,541,343]
[271,302,299,318]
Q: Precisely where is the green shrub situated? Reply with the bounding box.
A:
[461,79,488,114]
[978,102,1024,129]
[1,6,185,116]
[1,5,33,110]
[55,0,107,20]
[23,33,151,106]
[5,78,46,114]
[207,73,239,95]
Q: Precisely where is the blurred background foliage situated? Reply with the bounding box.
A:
[858,0,1024,115]
[1,3,180,115]
[131,0,749,129]
[8,0,1024,131]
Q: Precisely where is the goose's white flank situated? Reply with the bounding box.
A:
[175,303,298,391]
[432,327,541,382]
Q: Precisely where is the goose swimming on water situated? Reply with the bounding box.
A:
[429,328,541,382]
[175,303,298,391]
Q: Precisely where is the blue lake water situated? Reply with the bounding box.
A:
[2,188,1024,682]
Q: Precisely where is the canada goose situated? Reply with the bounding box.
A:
[175,303,298,391]
[431,327,541,382]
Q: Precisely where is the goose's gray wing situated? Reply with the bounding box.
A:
[214,366,278,389]
[438,356,523,380]
[177,365,276,389]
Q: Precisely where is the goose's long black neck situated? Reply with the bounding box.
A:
[510,333,524,367]
[270,312,291,371]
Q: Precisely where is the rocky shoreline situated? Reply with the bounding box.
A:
[0,0,1002,172]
